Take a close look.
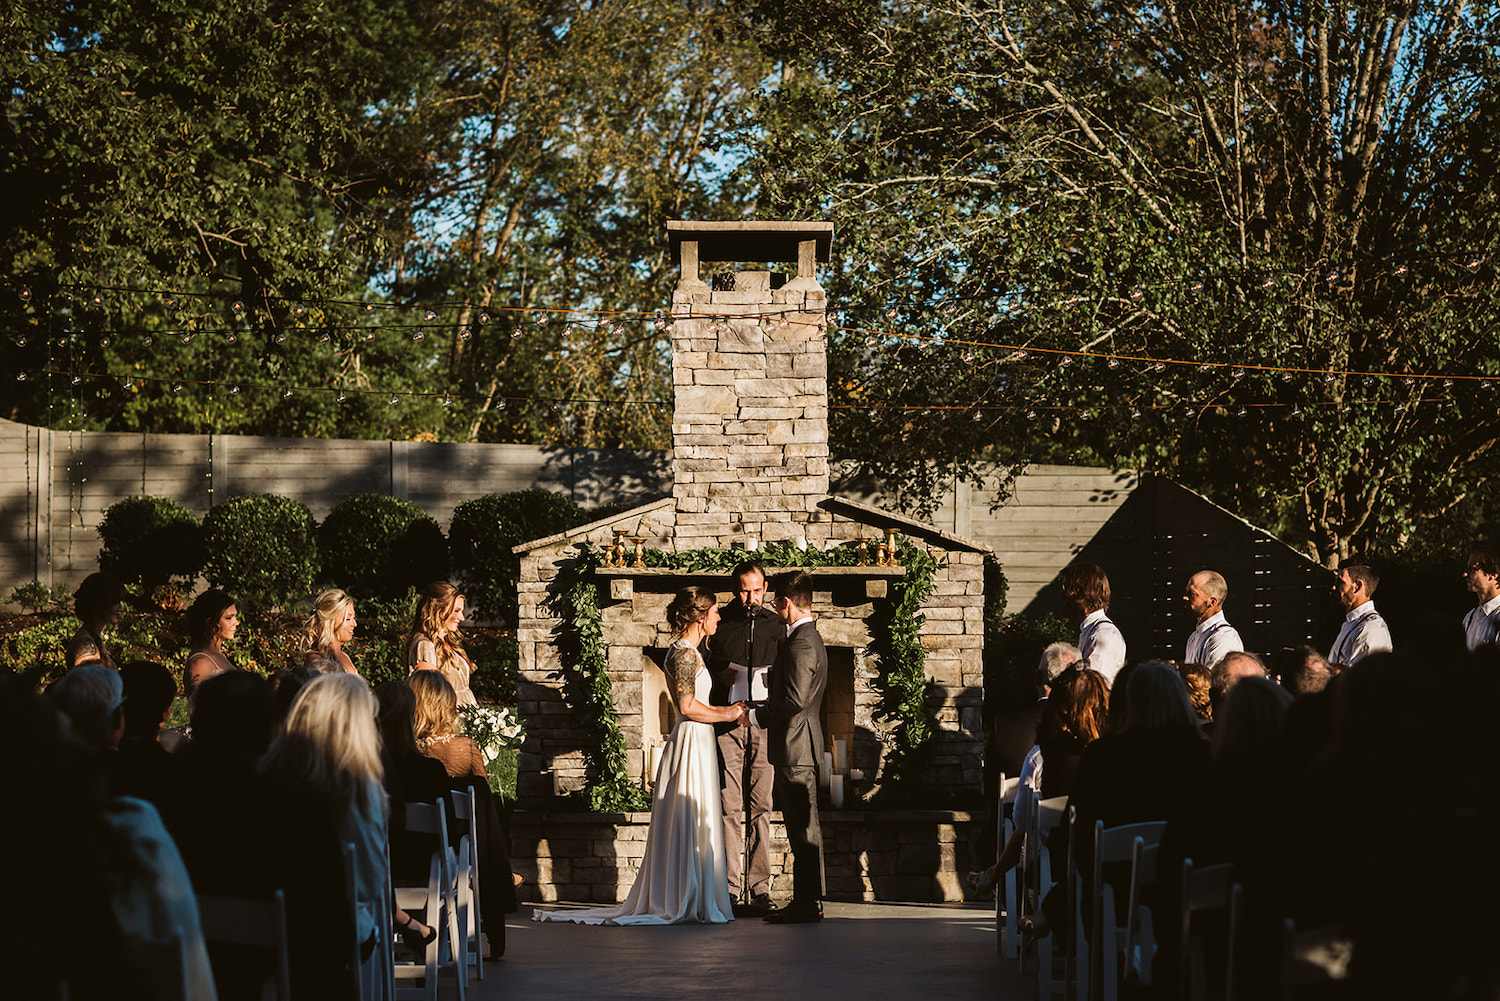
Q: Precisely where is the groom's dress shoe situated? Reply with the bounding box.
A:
[764,902,823,924]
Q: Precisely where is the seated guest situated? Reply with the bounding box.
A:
[1178,661,1213,723]
[269,665,319,729]
[405,671,518,956]
[48,664,125,750]
[261,675,390,977]
[1276,645,1333,697]
[409,670,486,780]
[183,589,240,700]
[4,674,216,1000]
[374,681,448,954]
[66,572,127,670]
[993,642,1079,783]
[114,659,180,802]
[1208,650,1268,719]
[1157,677,1293,996]
[1031,661,1210,939]
[968,665,1108,898]
[158,671,357,1001]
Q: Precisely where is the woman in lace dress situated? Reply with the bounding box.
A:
[405,582,476,707]
[534,585,745,925]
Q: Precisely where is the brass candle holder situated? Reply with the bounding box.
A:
[879,527,900,565]
[856,538,870,566]
[629,537,647,568]
[609,529,628,567]
[875,541,888,566]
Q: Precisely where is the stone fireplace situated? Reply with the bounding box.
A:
[511,221,992,902]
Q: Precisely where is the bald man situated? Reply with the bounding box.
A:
[1183,570,1244,668]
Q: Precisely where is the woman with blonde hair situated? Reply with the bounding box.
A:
[303,589,359,675]
[405,582,476,707]
[408,670,486,780]
[260,673,391,991]
[535,585,745,925]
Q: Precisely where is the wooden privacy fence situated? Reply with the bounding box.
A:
[0,417,1329,656]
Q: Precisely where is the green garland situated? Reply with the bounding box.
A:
[551,537,944,809]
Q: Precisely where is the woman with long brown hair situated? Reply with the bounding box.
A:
[405,582,475,707]
[967,665,1110,897]
[534,585,746,925]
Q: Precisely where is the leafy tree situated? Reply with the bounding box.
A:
[745,0,1500,565]
[367,0,768,448]
[0,0,448,437]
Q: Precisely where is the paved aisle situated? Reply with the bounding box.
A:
[469,900,1028,1000]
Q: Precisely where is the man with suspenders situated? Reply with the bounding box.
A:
[1328,563,1393,667]
[1182,570,1244,667]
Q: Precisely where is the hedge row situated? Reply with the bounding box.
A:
[92,488,630,620]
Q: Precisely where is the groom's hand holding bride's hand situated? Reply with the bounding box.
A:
[733,701,751,727]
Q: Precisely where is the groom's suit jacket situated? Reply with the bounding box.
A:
[761,618,828,769]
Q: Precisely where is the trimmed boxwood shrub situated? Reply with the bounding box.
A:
[202,494,318,610]
[97,496,205,587]
[317,494,448,601]
[449,489,586,623]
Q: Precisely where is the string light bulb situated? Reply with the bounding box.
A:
[231,301,245,315]
[292,304,306,318]
[424,308,437,322]
[17,286,31,303]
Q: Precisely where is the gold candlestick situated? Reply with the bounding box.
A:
[881,527,899,565]
[629,537,647,568]
[856,538,870,566]
[610,529,628,567]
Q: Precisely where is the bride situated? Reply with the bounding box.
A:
[534,585,746,924]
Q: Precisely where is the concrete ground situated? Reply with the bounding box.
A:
[466,900,1028,1000]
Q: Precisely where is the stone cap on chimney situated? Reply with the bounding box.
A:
[666,220,834,263]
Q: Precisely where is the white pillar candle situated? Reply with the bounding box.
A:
[647,744,662,786]
[795,535,808,552]
[821,751,833,787]
[830,774,845,809]
[833,738,848,775]
[746,536,759,551]
[848,768,865,783]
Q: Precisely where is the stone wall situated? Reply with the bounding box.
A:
[513,808,989,905]
[669,268,834,547]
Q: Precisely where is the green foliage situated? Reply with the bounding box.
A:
[985,613,1078,715]
[449,490,586,623]
[0,615,80,683]
[6,580,71,615]
[866,540,942,802]
[317,494,447,601]
[201,494,317,610]
[96,496,205,589]
[550,544,650,812]
[745,0,1500,564]
[467,631,520,705]
[550,536,955,806]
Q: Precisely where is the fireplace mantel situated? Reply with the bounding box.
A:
[592,565,907,579]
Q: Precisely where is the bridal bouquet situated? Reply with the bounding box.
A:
[459,704,527,762]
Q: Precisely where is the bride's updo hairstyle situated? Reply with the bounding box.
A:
[666,586,717,638]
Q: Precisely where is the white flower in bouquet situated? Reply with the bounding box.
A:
[459,704,526,763]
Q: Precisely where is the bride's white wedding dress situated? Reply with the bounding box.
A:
[533,640,734,925]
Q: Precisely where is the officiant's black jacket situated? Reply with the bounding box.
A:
[705,599,783,711]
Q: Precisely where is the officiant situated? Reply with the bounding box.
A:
[706,560,783,918]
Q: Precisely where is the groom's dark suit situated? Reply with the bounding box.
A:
[759,616,828,910]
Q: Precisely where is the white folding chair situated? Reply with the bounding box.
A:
[392,801,467,1001]
[993,773,1021,958]
[1123,838,1161,988]
[1023,795,1071,1000]
[450,786,484,981]
[1179,859,1242,1001]
[127,926,188,1001]
[197,889,292,1001]
[1082,820,1168,1001]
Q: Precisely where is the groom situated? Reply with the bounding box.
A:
[753,569,828,924]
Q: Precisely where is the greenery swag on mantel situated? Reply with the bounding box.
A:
[547,539,943,812]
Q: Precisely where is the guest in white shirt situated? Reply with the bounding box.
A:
[1057,563,1126,684]
[1328,563,1392,666]
[1461,546,1500,653]
[1182,570,1244,667]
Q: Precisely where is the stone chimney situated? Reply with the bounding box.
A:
[666,221,835,548]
